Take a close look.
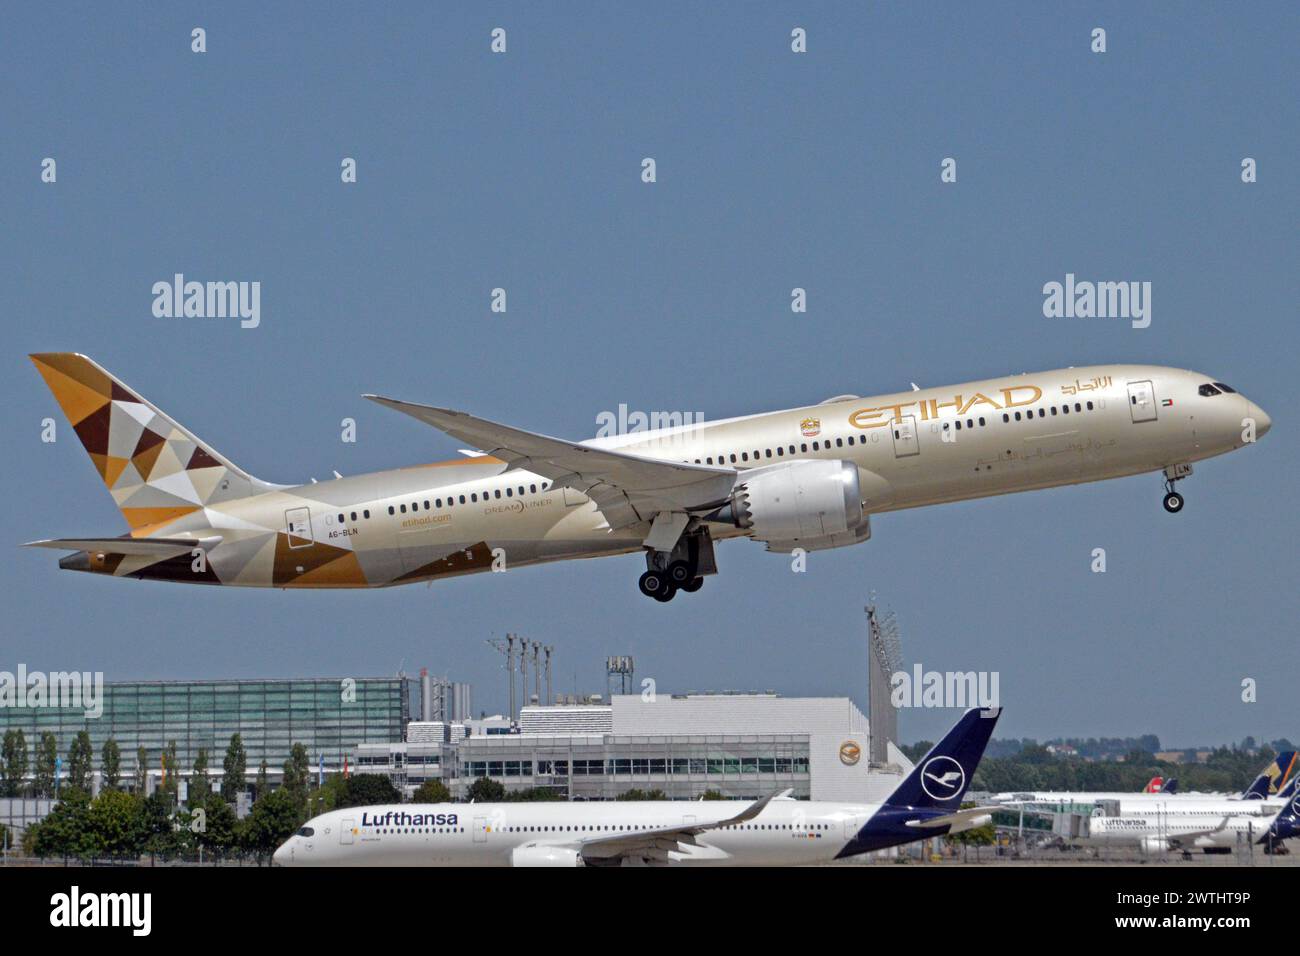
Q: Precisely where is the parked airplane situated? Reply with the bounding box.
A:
[26,354,1270,600]
[1082,803,1298,854]
[991,751,1298,814]
[273,707,1000,867]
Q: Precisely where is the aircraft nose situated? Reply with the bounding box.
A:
[1249,402,1271,439]
[273,841,291,866]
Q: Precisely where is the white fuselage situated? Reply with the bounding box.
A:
[274,799,881,867]
[103,363,1271,587]
[1082,806,1280,851]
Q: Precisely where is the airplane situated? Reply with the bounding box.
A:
[273,707,1001,867]
[990,751,1298,815]
[1081,803,1298,855]
[25,354,1271,600]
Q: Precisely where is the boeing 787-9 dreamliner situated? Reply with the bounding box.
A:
[26,354,1270,600]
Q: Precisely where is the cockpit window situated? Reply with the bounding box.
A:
[297,826,314,837]
[1213,382,1237,393]
[1198,384,1221,397]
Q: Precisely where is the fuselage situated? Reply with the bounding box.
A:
[66,363,1271,587]
[1082,806,1283,851]
[273,798,882,867]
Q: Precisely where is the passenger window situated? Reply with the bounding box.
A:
[494,489,501,499]
[979,417,985,426]
[388,506,396,515]
[350,512,357,521]
[836,438,843,447]
[1074,403,1081,412]
[471,494,478,502]
[423,500,430,509]
[1002,413,1009,423]
[337,513,344,522]
[730,454,737,463]
[400,504,407,513]
[1014,412,1022,421]
[1086,401,1093,411]
[800,443,807,452]
[530,484,537,493]
[363,510,370,519]
[505,487,512,497]
[741,452,749,461]
[847,436,855,445]
[765,449,772,458]
[436,499,442,508]
[776,447,784,456]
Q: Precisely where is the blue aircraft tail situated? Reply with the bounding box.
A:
[882,706,1001,811]
[1243,751,1298,799]
[836,707,1001,859]
[1161,777,1178,794]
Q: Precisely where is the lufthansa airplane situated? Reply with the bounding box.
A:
[27,354,1270,600]
[273,707,999,867]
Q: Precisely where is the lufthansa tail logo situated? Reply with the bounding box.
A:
[920,755,965,801]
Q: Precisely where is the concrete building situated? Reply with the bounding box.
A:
[353,692,909,803]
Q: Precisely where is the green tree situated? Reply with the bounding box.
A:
[140,791,179,863]
[189,748,211,803]
[195,793,239,861]
[244,787,304,865]
[465,777,506,803]
[255,759,269,799]
[33,732,58,798]
[699,789,726,800]
[282,743,310,811]
[221,733,247,802]
[505,787,563,802]
[32,789,96,862]
[101,738,121,792]
[89,789,143,860]
[161,740,179,798]
[133,746,148,795]
[338,773,402,808]
[66,730,94,794]
[1,730,28,797]
[616,788,667,801]
[411,780,452,803]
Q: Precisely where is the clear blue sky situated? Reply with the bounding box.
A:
[2,3,1296,747]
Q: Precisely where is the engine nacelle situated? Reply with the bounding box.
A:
[1139,836,1169,853]
[510,844,584,867]
[712,460,865,548]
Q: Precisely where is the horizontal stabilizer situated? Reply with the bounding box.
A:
[24,536,222,558]
[905,806,998,830]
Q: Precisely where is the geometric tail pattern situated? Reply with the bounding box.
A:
[30,352,268,535]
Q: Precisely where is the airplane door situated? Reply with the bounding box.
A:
[1127,381,1157,423]
[340,818,354,845]
[473,816,488,843]
[285,507,313,548]
[891,415,919,458]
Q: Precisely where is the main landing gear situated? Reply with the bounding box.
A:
[1162,462,1192,514]
[638,528,715,602]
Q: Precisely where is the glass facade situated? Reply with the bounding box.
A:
[0,677,410,782]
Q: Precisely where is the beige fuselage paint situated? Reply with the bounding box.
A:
[77,364,1265,587]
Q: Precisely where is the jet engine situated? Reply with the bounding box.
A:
[709,459,867,551]
[510,844,584,867]
[1139,836,1170,853]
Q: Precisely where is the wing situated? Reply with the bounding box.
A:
[23,536,222,558]
[364,396,737,534]
[560,791,786,865]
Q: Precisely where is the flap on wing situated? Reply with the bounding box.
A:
[364,395,737,529]
[24,536,222,558]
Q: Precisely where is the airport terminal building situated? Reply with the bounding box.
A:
[357,692,909,803]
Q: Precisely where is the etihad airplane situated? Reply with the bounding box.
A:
[273,707,999,867]
[26,354,1270,599]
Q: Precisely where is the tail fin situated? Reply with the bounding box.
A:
[1143,776,1164,793]
[883,707,1001,811]
[30,353,275,533]
[1242,751,1297,799]
[1162,777,1178,794]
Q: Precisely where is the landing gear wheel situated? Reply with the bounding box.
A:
[653,583,677,603]
[1163,491,1184,514]
[638,570,666,598]
[667,560,694,585]
[680,577,704,593]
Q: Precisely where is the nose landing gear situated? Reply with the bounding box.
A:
[1162,463,1192,514]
